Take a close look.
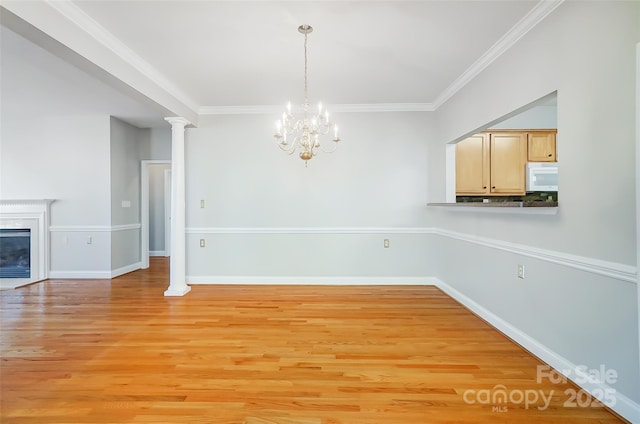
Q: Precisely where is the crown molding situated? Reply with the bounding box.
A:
[199,105,283,115]
[199,0,563,115]
[199,103,434,115]
[332,103,435,113]
[432,0,565,109]
[40,0,562,117]
[45,0,200,113]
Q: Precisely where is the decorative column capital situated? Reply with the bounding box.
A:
[164,117,191,128]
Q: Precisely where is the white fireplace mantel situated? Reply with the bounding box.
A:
[0,199,55,286]
[0,199,54,210]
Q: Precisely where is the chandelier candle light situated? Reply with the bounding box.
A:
[274,25,340,165]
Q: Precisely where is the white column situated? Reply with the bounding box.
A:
[164,117,191,296]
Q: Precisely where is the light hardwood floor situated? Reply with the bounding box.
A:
[0,258,626,423]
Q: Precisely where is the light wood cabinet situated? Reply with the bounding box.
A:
[456,132,527,196]
[456,134,489,195]
[490,132,527,195]
[527,131,557,162]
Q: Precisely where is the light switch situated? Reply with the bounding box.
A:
[122,200,131,208]
[200,200,205,208]
[200,239,205,248]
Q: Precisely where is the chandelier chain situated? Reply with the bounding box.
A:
[303,32,308,103]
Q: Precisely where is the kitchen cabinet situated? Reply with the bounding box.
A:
[456,134,489,195]
[490,132,527,195]
[456,132,527,196]
[527,130,557,162]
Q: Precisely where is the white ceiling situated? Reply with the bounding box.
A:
[1,0,560,128]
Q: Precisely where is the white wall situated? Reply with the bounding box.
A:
[110,117,143,272]
[430,0,639,410]
[488,104,557,130]
[434,2,637,263]
[110,117,142,227]
[148,128,172,160]
[1,113,149,277]
[0,115,112,226]
[0,24,168,278]
[1,113,114,275]
[185,112,435,280]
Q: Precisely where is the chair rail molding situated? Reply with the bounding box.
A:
[49,224,141,232]
[185,227,636,285]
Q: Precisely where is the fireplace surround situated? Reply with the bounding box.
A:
[0,200,53,289]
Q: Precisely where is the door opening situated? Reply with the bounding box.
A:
[141,160,171,269]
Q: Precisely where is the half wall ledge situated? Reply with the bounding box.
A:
[427,203,558,215]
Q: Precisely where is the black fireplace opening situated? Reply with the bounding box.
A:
[0,229,31,278]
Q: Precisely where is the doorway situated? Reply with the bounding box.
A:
[141,160,171,269]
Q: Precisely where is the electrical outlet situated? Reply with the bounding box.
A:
[517,264,525,279]
[200,239,205,248]
[384,239,390,248]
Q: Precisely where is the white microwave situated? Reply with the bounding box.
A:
[526,162,558,192]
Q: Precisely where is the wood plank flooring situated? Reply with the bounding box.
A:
[0,258,626,423]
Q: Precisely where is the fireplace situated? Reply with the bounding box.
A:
[0,200,53,289]
[0,229,31,278]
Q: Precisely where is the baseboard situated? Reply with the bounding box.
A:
[111,262,142,278]
[187,276,435,285]
[433,278,640,423]
[49,270,112,279]
[49,262,142,280]
[149,251,166,257]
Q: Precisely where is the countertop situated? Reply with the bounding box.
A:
[427,201,558,209]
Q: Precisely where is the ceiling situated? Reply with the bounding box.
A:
[1,0,560,128]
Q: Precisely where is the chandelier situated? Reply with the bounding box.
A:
[273,25,340,164]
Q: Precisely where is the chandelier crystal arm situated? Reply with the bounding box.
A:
[279,144,298,155]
